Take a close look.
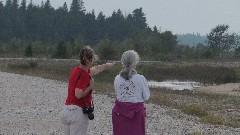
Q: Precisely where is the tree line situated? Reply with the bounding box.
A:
[0,0,157,44]
[0,0,239,60]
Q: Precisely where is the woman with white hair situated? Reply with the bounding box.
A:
[112,50,150,135]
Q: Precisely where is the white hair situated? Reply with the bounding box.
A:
[120,50,140,80]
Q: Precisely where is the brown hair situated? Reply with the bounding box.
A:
[79,45,97,65]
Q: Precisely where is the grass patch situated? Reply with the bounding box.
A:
[181,105,208,117]
[200,113,239,128]
[149,88,240,128]
[178,104,238,127]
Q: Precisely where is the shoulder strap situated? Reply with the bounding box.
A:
[76,69,88,107]
[76,70,84,84]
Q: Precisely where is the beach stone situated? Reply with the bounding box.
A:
[0,71,239,135]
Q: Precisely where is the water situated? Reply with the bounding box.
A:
[148,80,202,90]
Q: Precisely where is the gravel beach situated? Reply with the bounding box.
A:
[0,71,239,135]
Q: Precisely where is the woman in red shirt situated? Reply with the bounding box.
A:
[60,45,115,135]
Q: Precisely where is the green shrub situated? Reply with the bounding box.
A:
[25,45,33,57]
[52,41,68,59]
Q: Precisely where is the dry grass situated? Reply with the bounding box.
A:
[149,88,240,128]
[200,113,239,128]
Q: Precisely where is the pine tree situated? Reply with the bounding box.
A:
[19,0,27,13]
[53,41,68,59]
[70,0,85,14]
[25,45,33,57]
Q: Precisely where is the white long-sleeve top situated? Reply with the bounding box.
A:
[114,74,150,103]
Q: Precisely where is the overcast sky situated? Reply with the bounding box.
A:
[2,0,240,35]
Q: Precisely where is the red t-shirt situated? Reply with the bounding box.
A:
[65,67,92,107]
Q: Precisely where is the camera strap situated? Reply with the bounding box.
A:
[80,93,94,109]
[76,70,84,83]
[76,68,94,108]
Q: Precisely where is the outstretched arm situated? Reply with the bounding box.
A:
[90,62,115,76]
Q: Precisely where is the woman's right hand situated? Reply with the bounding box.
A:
[75,78,94,99]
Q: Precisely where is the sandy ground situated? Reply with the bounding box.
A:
[195,83,240,96]
[0,72,239,135]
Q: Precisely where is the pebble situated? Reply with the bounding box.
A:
[0,72,239,135]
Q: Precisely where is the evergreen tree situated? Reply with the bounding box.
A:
[53,41,68,59]
[126,14,134,35]
[44,0,51,10]
[69,0,86,39]
[84,10,97,44]
[0,1,4,40]
[5,0,12,8]
[161,31,177,53]
[106,9,128,41]
[62,2,68,12]
[27,0,33,9]
[25,0,39,41]
[132,8,147,33]
[70,0,85,14]
[153,26,158,33]
[0,1,3,11]
[12,0,18,11]
[96,12,106,41]
[55,2,69,41]
[18,0,27,39]
[19,0,26,13]
[42,0,54,43]
[25,44,33,57]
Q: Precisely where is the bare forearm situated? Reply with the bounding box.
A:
[75,86,92,99]
[82,86,92,97]
[90,63,114,76]
[96,64,108,72]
